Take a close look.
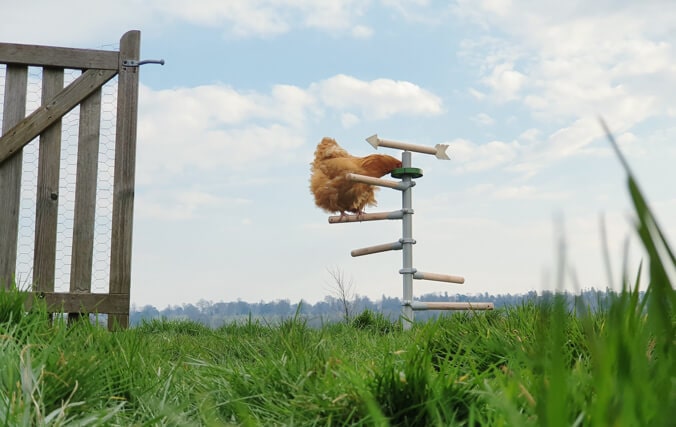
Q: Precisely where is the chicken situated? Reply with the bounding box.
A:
[310,137,402,217]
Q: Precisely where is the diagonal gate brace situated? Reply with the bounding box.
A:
[0,68,117,165]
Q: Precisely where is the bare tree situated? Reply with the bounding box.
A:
[326,267,355,322]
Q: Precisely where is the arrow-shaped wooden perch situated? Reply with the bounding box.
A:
[366,134,450,160]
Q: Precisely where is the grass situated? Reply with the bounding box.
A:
[0,126,674,425]
[0,284,673,425]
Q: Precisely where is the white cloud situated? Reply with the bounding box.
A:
[467,183,568,201]
[481,62,526,102]
[447,138,521,173]
[472,112,495,126]
[519,128,541,142]
[136,81,316,182]
[452,0,676,175]
[461,1,676,119]
[141,83,315,127]
[136,189,247,221]
[380,0,452,25]
[340,112,360,128]
[458,0,676,112]
[161,0,372,38]
[135,74,443,186]
[159,1,290,37]
[351,25,374,39]
[137,75,441,220]
[468,88,486,100]
[297,1,370,34]
[310,74,443,120]
[138,120,305,182]
[0,0,375,45]
[0,1,163,46]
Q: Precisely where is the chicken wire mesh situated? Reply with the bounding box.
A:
[0,64,117,293]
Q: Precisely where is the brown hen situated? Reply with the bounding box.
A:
[310,137,402,217]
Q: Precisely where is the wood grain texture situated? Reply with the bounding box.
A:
[33,68,64,292]
[408,301,494,311]
[0,68,116,165]
[70,89,102,293]
[0,65,27,288]
[25,291,130,314]
[109,30,141,329]
[2,32,139,329]
[0,43,118,70]
[413,271,465,284]
[328,210,404,224]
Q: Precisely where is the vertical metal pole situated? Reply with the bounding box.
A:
[400,151,414,330]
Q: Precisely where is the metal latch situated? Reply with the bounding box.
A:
[122,59,165,67]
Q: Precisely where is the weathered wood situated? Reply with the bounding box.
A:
[413,271,465,284]
[366,134,450,160]
[0,43,118,70]
[0,65,28,288]
[109,30,141,329]
[1,31,140,329]
[70,89,102,293]
[33,68,64,292]
[329,210,404,224]
[351,241,403,257]
[25,291,130,314]
[346,172,409,190]
[0,68,117,165]
[407,301,494,311]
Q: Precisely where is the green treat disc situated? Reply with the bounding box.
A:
[391,167,423,178]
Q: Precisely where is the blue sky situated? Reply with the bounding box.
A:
[2,1,675,309]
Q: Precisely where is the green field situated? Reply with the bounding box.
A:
[1,131,674,426]
[1,278,674,426]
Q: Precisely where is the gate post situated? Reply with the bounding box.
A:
[109,30,141,329]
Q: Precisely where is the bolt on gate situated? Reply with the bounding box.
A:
[329,135,493,329]
[0,30,161,329]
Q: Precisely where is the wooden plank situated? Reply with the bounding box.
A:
[25,291,130,314]
[70,89,102,293]
[0,68,117,166]
[0,65,28,288]
[351,241,403,257]
[413,271,465,284]
[33,68,64,292]
[346,172,407,190]
[0,43,118,70]
[109,30,141,329]
[329,210,404,224]
[408,301,494,311]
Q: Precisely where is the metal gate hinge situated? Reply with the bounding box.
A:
[122,59,165,67]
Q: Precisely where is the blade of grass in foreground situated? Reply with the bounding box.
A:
[598,117,675,426]
[600,118,675,345]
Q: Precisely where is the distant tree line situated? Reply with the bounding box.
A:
[130,288,626,328]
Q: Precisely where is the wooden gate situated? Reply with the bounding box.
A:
[0,31,141,329]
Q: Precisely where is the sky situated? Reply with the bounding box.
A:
[1,0,675,309]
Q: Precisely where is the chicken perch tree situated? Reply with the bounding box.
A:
[313,134,494,330]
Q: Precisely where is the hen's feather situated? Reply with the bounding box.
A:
[310,137,402,215]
